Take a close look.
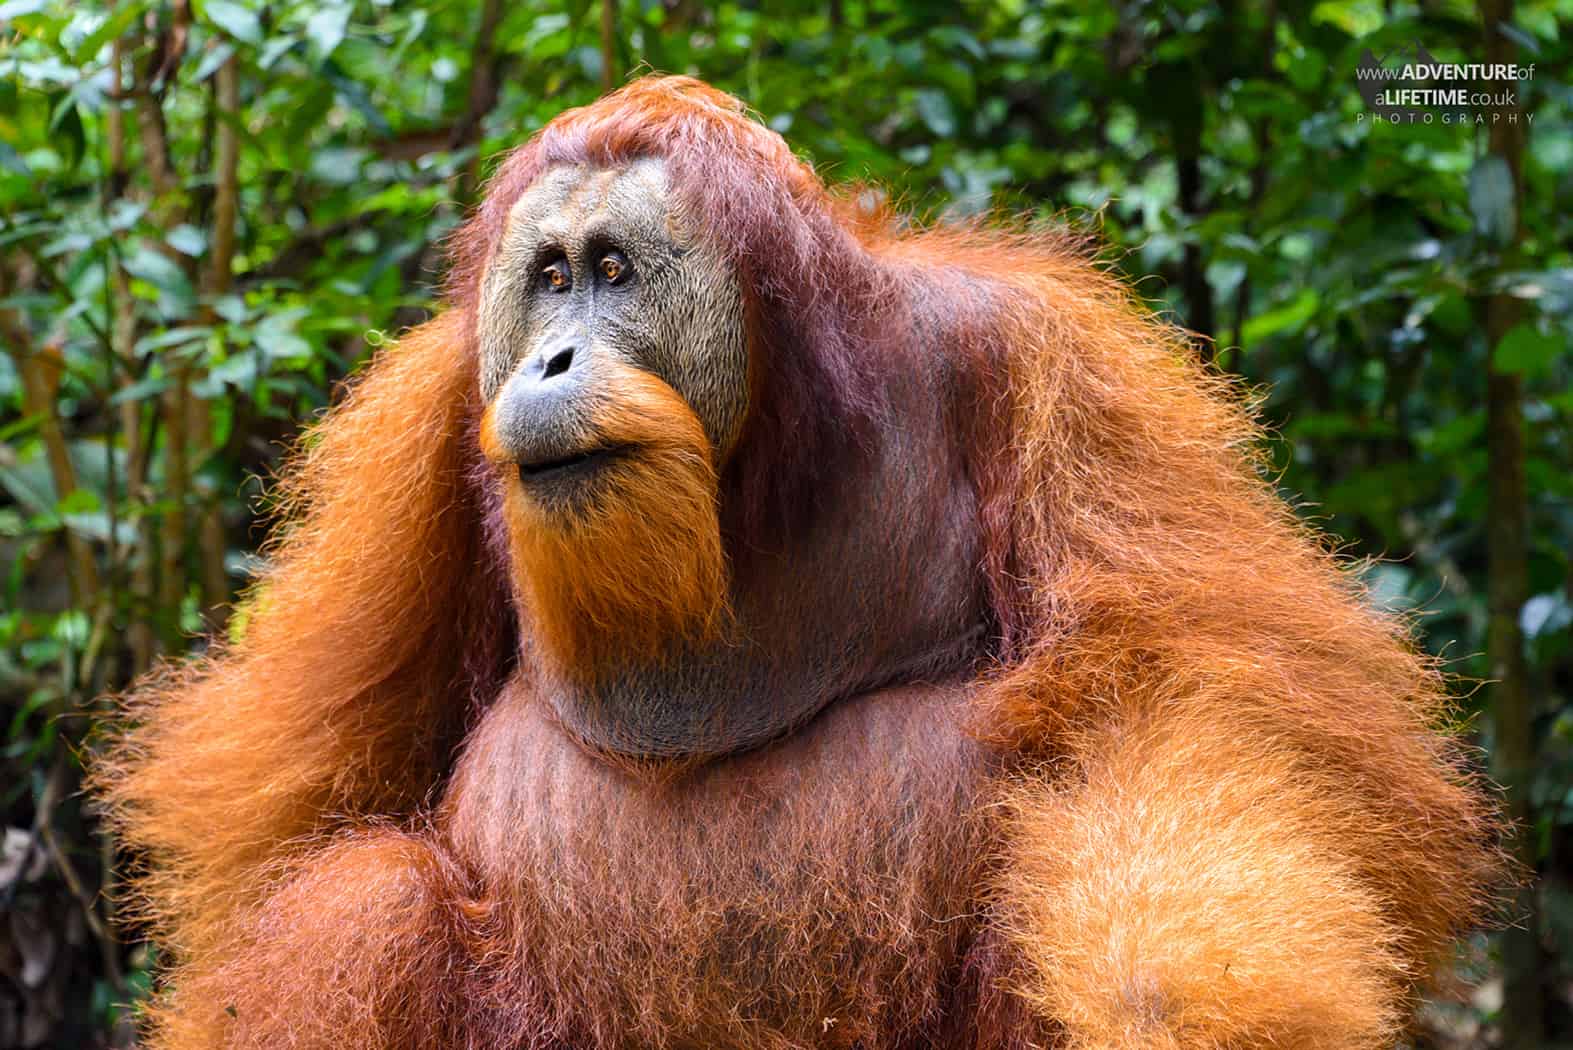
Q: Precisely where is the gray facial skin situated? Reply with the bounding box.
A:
[477,159,987,764]
[479,159,748,476]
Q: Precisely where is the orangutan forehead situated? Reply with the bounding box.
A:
[499,159,689,256]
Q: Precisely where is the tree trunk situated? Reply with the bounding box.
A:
[193,53,241,623]
[1476,0,1539,1045]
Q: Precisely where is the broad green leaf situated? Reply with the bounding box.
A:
[206,347,262,387]
[305,3,352,62]
[0,140,30,175]
[390,8,427,63]
[132,325,213,357]
[309,147,367,185]
[105,199,146,231]
[71,1,144,63]
[1523,594,1573,640]
[321,61,391,135]
[212,294,250,323]
[914,89,956,137]
[203,0,262,46]
[55,487,100,515]
[50,608,89,646]
[122,244,196,315]
[47,94,84,170]
[0,0,48,21]
[109,374,173,404]
[122,247,188,291]
[1469,155,1516,247]
[1493,323,1564,376]
[1309,0,1383,36]
[254,311,311,360]
[258,34,297,69]
[192,41,236,82]
[167,224,206,256]
[1241,289,1320,347]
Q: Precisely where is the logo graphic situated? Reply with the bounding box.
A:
[1354,44,1534,126]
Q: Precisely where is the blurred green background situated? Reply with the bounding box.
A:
[0,0,1568,1046]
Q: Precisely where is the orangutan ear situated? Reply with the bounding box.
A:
[95,311,516,958]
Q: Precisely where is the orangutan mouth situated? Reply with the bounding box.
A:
[517,444,634,484]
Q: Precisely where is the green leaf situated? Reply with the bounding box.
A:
[132,325,212,357]
[55,487,100,515]
[47,94,84,170]
[0,0,48,21]
[1310,0,1383,37]
[258,34,297,69]
[1468,155,1516,247]
[521,13,570,56]
[914,89,956,137]
[167,224,206,256]
[203,0,262,46]
[206,347,262,388]
[1241,289,1320,347]
[1498,21,1541,56]
[390,8,427,64]
[0,447,57,513]
[305,3,352,62]
[106,199,146,231]
[212,294,249,323]
[72,1,145,63]
[321,61,391,136]
[122,245,196,315]
[192,41,236,82]
[309,147,366,185]
[0,140,29,176]
[1493,323,1563,376]
[51,609,89,647]
[254,310,311,360]
[122,247,187,290]
[572,44,604,84]
[1523,594,1573,640]
[109,374,173,404]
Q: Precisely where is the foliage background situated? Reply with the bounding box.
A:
[0,0,1568,1046]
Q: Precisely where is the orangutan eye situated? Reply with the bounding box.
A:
[541,259,571,292]
[598,251,630,285]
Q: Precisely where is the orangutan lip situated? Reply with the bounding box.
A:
[517,445,632,483]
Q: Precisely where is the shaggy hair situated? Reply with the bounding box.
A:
[95,76,1500,1050]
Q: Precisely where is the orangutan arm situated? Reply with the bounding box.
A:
[132,828,471,1050]
[999,716,1417,1050]
[93,314,513,959]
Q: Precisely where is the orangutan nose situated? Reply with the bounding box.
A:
[530,344,576,382]
[490,343,598,467]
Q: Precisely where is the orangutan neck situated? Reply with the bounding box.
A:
[533,370,989,768]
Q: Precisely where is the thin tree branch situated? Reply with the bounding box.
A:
[0,293,103,607]
[600,0,620,92]
[193,51,241,619]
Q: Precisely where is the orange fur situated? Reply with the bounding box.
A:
[855,233,1493,1044]
[440,683,1002,1050]
[92,312,514,962]
[92,77,1501,1050]
[999,720,1410,1049]
[479,364,728,677]
[918,237,1500,1043]
[138,828,471,1049]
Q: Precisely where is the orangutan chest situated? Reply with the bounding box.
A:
[441,680,1000,1048]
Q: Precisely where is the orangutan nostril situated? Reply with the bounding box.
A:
[542,347,574,381]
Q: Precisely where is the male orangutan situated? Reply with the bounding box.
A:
[97,76,1499,1050]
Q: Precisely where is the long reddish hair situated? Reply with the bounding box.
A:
[96,77,1498,1043]
[455,75,1500,985]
